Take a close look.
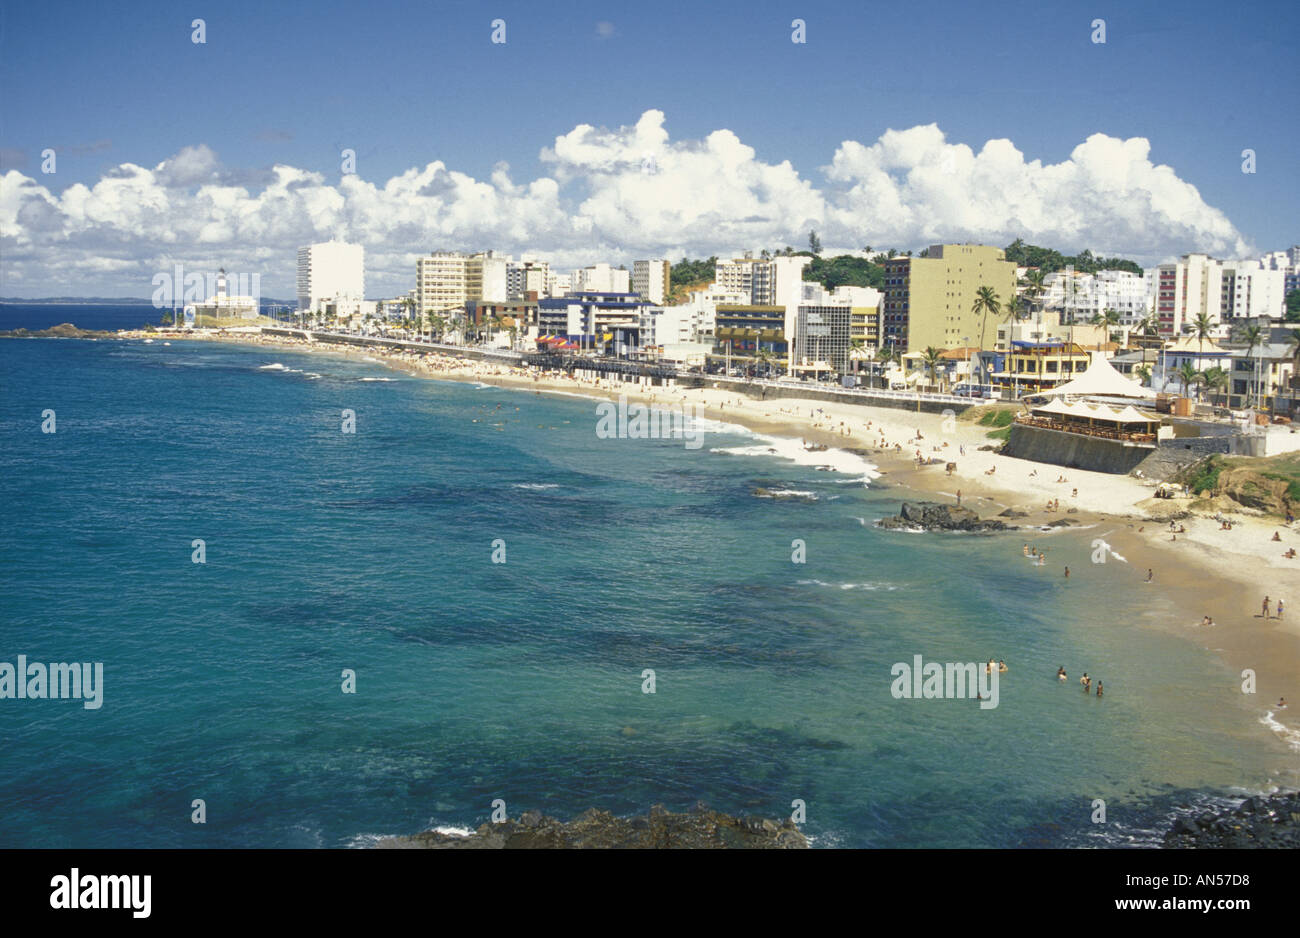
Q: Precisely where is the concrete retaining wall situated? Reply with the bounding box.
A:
[1002,424,1155,474]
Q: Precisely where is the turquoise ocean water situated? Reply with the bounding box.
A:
[1,331,1296,847]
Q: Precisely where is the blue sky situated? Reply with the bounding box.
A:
[1,0,1296,296]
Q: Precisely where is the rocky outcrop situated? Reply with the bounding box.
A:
[0,322,114,338]
[1213,467,1296,517]
[375,804,808,849]
[878,501,1012,532]
[1163,791,1300,848]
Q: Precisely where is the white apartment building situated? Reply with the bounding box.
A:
[297,240,365,311]
[415,251,469,316]
[573,262,631,294]
[416,251,510,316]
[714,252,812,340]
[1221,260,1287,320]
[507,258,550,299]
[548,271,572,297]
[1041,269,1152,325]
[632,259,670,304]
[466,251,508,304]
[1155,253,1225,336]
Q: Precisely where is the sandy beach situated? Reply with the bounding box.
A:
[149,329,1300,752]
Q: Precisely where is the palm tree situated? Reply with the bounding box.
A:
[1202,365,1229,405]
[1097,308,1121,343]
[1241,324,1264,408]
[1176,361,1198,400]
[1135,364,1152,386]
[970,286,1001,352]
[921,346,944,392]
[1022,269,1046,319]
[1192,311,1214,374]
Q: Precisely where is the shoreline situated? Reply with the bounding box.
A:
[122,330,1300,761]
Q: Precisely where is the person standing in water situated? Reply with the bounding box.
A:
[1080,673,1091,691]
[1057,666,1067,681]
[1096,681,1103,698]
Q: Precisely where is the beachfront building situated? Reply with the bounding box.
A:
[573,263,631,294]
[465,299,538,333]
[416,250,511,317]
[415,251,469,317]
[786,283,879,377]
[637,304,712,366]
[989,341,1094,395]
[713,304,788,372]
[537,291,648,357]
[632,259,671,304]
[880,244,1017,355]
[297,240,365,313]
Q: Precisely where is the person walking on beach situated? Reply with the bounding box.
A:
[956,489,962,507]
[1146,568,1153,582]
[1064,566,1070,579]
[1276,598,1284,619]
[1262,596,1271,619]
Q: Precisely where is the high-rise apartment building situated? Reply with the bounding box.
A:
[573,263,631,294]
[880,244,1016,353]
[632,259,671,304]
[1154,253,1224,336]
[507,258,550,299]
[297,240,365,311]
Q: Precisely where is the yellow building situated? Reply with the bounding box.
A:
[850,302,879,348]
[880,244,1017,354]
[990,341,1093,394]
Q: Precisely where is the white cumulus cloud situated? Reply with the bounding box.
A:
[0,111,1253,298]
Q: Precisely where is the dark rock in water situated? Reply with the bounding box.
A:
[374,804,808,849]
[0,322,115,339]
[1162,791,1300,848]
[879,501,1012,532]
[1045,518,1078,527]
[999,508,1029,518]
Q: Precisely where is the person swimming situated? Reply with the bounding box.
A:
[998,660,1008,673]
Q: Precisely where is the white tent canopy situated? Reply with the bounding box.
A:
[1031,399,1159,424]
[1038,352,1155,399]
